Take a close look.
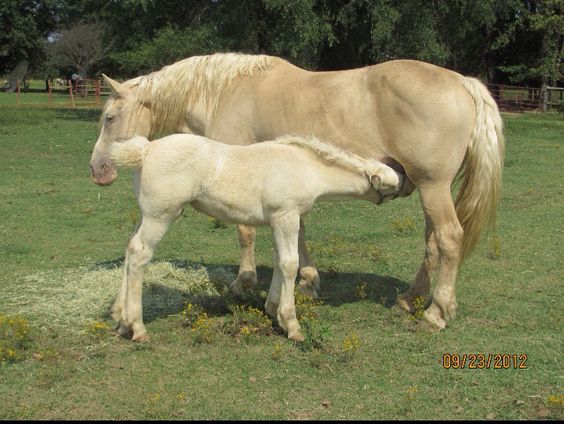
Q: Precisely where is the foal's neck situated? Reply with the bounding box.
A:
[316,165,372,202]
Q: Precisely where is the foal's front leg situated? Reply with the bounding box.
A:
[112,221,143,331]
[118,216,171,341]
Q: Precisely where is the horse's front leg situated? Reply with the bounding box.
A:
[297,217,321,299]
[271,213,303,342]
[231,224,258,294]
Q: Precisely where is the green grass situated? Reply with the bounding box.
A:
[0,104,562,420]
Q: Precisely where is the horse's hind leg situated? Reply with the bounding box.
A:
[397,215,438,313]
[413,184,463,329]
[297,218,321,299]
[231,224,258,294]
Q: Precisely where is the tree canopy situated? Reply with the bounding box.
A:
[1,0,562,86]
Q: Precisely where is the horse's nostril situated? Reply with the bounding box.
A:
[101,163,107,171]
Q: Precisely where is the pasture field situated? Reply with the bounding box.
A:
[0,104,562,420]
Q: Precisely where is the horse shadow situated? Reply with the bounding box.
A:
[93,258,410,325]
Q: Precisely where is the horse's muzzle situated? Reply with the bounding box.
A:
[90,162,118,186]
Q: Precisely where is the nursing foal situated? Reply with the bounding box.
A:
[109,134,403,342]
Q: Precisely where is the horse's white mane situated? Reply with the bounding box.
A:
[273,135,385,178]
[126,53,274,136]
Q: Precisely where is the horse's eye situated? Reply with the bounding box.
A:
[106,115,115,122]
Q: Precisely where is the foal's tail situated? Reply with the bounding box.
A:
[455,77,505,261]
[109,136,150,168]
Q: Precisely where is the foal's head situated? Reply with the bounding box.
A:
[89,75,151,186]
[369,164,404,204]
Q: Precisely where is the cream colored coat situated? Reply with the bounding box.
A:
[107,134,402,341]
[90,53,504,329]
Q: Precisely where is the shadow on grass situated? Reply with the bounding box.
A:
[94,258,410,325]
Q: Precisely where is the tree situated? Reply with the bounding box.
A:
[493,0,563,85]
[47,22,111,77]
[0,0,60,74]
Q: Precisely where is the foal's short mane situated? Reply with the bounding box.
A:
[127,53,274,137]
[273,135,383,178]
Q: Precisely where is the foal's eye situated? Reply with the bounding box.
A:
[105,114,116,123]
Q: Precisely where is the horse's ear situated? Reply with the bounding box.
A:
[102,74,125,95]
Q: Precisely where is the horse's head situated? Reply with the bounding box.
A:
[90,75,151,186]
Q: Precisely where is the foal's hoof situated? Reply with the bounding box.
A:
[132,332,150,343]
[298,267,320,299]
[264,300,279,318]
[288,330,305,343]
[396,294,415,314]
[113,323,133,339]
[297,281,319,299]
[230,271,258,294]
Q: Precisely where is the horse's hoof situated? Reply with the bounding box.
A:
[422,305,447,330]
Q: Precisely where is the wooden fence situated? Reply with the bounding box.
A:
[487,83,564,112]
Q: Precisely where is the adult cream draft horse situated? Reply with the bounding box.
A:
[90,53,504,330]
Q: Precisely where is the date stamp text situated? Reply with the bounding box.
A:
[442,353,528,369]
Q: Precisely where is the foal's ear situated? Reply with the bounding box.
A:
[370,173,382,189]
[103,74,126,95]
[370,169,401,192]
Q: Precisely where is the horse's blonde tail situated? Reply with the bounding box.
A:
[109,136,150,168]
[455,77,505,261]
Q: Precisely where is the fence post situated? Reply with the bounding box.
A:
[16,79,21,107]
[68,79,75,107]
[95,79,101,105]
[48,84,53,107]
[541,84,548,112]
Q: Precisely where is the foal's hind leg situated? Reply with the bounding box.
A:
[270,213,303,342]
[297,218,321,299]
[397,215,438,313]
[416,185,463,329]
[231,224,258,294]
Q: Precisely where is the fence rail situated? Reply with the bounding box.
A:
[1,78,111,108]
[487,83,564,112]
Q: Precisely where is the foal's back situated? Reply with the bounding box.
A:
[139,134,328,224]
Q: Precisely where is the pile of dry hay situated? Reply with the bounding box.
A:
[1,261,236,331]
